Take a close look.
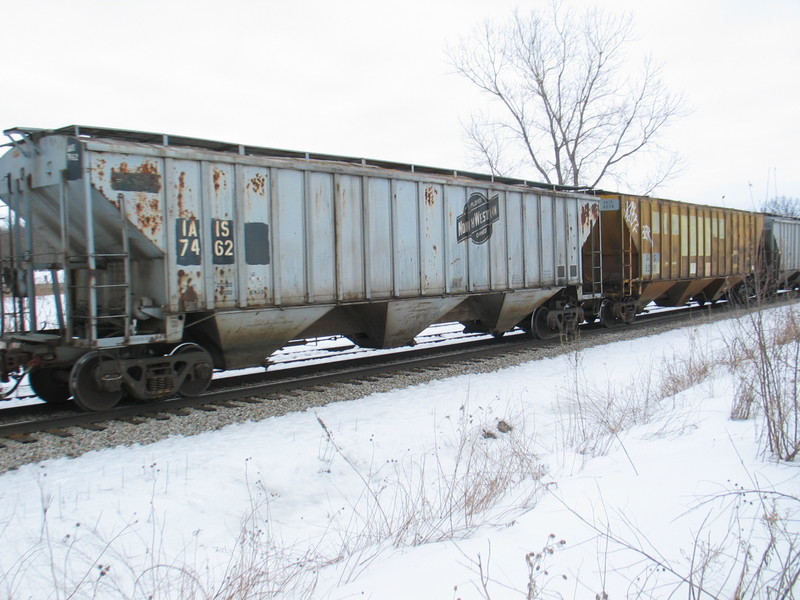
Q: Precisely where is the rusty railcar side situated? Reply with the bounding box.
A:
[583,193,764,324]
[0,126,599,409]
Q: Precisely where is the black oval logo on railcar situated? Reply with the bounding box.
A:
[457,192,500,244]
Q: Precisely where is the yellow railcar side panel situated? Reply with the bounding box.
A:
[651,206,661,278]
[598,192,764,292]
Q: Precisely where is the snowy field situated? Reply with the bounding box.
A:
[0,306,798,599]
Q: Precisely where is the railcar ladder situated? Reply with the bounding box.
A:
[0,198,20,335]
[72,179,132,345]
[0,172,40,336]
[622,216,634,297]
[590,222,603,297]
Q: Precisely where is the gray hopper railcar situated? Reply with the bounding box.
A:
[764,215,800,291]
[0,126,600,410]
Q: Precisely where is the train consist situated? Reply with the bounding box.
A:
[0,126,798,410]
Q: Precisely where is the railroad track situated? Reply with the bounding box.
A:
[0,322,492,411]
[0,300,736,454]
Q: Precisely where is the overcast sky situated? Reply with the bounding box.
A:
[2,0,798,210]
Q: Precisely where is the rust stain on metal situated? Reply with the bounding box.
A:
[115,159,158,175]
[213,168,226,194]
[117,160,157,174]
[249,173,266,196]
[138,160,159,175]
[215,267,234,303]
[176,171,194,219]
[134,193,163,237]
[424,186,438,207]
[580,202,599,229]
[178,270,199,305]
[95,158,107,180]
[176,171,185,213]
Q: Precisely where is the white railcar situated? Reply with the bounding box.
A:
[0,126,599,409]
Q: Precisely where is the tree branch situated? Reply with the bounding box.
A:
[449,0,688,192]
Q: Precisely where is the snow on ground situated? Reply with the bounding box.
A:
[0,308,797,599]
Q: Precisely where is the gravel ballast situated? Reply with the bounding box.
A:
[0,307,751,472]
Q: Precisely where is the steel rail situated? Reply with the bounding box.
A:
[0,300,772,443]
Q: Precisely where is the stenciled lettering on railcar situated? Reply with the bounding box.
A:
[66,137,83,180]
[212,219,235,265]
[457,192,500,244]
[175,219,271,267]
[176,218,202,266]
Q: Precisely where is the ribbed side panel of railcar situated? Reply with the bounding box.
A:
[78,139,593,315]
[596,193,763,306]
[767,216,800,286]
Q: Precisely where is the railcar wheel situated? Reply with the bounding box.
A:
[28,368,71,404]
[599,300,619,328]
[70,352,124,411]
[621,297,637,325]
[532,307,558,340]
[171,343,213,397]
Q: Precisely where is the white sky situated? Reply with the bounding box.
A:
[2,0,798,210]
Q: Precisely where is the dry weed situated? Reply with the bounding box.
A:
[727,306,800,461]
[560,342,717,458]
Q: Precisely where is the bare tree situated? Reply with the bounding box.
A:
[448,2,688,193]
[761,196,800,218]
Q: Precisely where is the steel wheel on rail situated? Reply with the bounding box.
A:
[621,296,637,325]
[28,368,72,404]
[599,299,620,328]
[170,343,213,397]
[69,351,124,411]
[532,306,558,340]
